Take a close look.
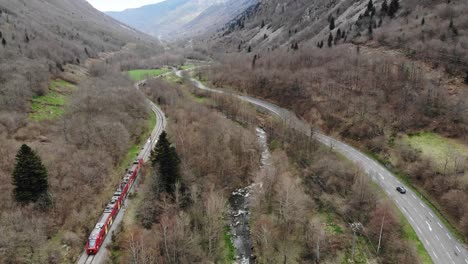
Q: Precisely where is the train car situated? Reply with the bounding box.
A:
[85,159,143,255]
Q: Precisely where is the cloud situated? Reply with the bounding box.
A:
[86,0,165,12]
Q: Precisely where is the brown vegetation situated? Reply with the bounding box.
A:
[0,63,150,262]
[252,117,420,263]
[372,0,468,74]
[113,78,261,263]
[0,0,156,118]
[0,2,165,259]
[200,43,468,238]
[112,75,421,263]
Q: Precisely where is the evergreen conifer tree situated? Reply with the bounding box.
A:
[12,144,49,204]
[381,0,388,16]
[367,0,375,15]
[329,17,335,30]
[388,0,399,18]
[150,132,180,195]
[328,33,334,47]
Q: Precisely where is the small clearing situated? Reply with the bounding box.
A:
[30,79,75,121]
[127,68,170,81]
[404,132,468,172]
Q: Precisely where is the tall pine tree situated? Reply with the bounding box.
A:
[367,0,375,16]
[12,144,49,205]
[150,131,180,195]
[388,0,399,18]
[381,0,388,16]
[329,16,335,30]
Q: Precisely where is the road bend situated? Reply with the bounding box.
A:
[189,76,468,264]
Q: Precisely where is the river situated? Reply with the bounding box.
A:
[228,127,271,264]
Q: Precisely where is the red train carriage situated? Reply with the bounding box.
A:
[86,159,143,254]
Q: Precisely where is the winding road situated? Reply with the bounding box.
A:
[77,80,166,264]
[185,72,468,264]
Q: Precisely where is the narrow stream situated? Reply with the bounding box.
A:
[228,128,271,264]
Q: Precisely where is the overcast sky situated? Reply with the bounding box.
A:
[86,0,165,12]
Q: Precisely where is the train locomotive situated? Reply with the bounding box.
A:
[85,158,143,254]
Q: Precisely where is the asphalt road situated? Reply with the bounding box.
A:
[189,75,468,264]
[77,80,166,264]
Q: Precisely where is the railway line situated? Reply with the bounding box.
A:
[83,255,95,264]
[77,66,467,263]
[76,78,166,264]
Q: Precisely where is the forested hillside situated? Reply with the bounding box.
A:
[0,0,154,116]
[0,0,162,262]
[212,0,467,72]
[1,0,467,262]
[196,0,468,245]
[107,72,421,263]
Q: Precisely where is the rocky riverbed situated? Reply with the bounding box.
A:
[227,128,271,264]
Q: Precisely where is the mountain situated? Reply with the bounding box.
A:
[107,0,257,39]
[201,0,468,249]
[0,1,162,262]
[178,0,257,38]
[213,0,468,68]
[0,0,154,114]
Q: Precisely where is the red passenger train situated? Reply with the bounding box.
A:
[85,158,143,255]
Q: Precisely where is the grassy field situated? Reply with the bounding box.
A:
[404,132,468,171]
[179,64,195,70]
[30,79,75,121]
[127,68,170,81]
[163,73,183,84]
[369,147,466,243]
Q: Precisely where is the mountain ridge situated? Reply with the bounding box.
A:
[107,0,257,39]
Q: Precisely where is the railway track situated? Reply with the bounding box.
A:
[83,255,94,264]
[77,78,166,264]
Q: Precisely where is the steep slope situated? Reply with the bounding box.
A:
[107,0,257,39]
[107,0,191,37]
[0,0,154,115]
[214,0,468,73]
[0,1,162,263]
[199,0,468,254]
[179,0,257,38]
